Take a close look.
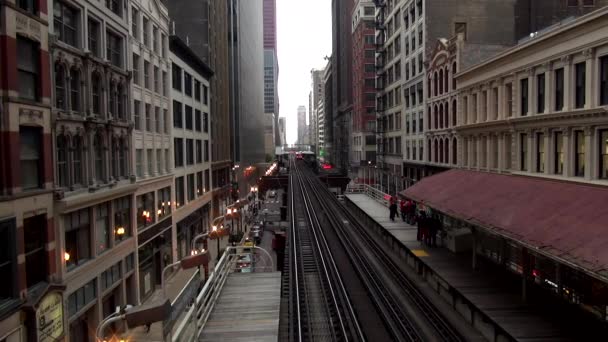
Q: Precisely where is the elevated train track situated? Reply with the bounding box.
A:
[289,157,466,342]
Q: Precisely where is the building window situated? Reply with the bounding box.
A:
[174,138,184,167]
[23,215,47,288]
[147,149,153,175]
[173,101,183,128]
[156,149,161,174]
[54,2,78,47]
[55,64,66,109]
[117,84,125,119]
[92,73,102,114]
[18,0,37,13]
[175,177,184,209]
[133,100,141,130]
[131,8,139,39]
[536,133,545,172]
[505,83,513,117]
[184,73,193,96]
[145,104,151,131]
[203,85,209,105]
[555,131,564,175]
[57,135,68,187]
[205,169,210,192]
[164,109,169,133]
[88,19,100,57]
[172,63,182,91]
[144,61,150,89]
[142,17,149,46]
[158,187,171,219]
[187,174,195,201]
[135,149,143,177]
[195,80,201,101]
[72,136,83,186]
[96,203,110,254]
[94,133,105,183]
[136,192,155,229]
[118,138,127,178]
[70,68,81,112]
[186,139,194,165]
[155,107,161,133]
[575,130,585,177]
[600,56,608,105]
[185,105,193,130]
[196,171,203,195]
[101,262,121,292]
[152,26,158,53]
[20,126,42,190]
[67,280,96,318]
[520,78,528,116]
[154,66,160,93]
[132,54,140,85]
[575,62,586,108]
[196,140,203,164]
[17,38,39,101]
[600,130,608,179]
[65,208,91,270]
[106,0,121,16]
[106,31,122,67]
[195,110,202,131]
[520,133,528,171]
[537,74,545,113]
[0,218,16,299]
[204,140,209,162]
[555,68,564,111]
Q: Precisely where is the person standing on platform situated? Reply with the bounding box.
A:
[399,199,407,222]
[389,198,398,221]
[417,211,426,241]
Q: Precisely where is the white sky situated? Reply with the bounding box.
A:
[277,0,332,145]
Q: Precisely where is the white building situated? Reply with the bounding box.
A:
[129,0,173,302]
[169,36,214,266]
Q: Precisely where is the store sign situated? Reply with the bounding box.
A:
[37,292,64,342]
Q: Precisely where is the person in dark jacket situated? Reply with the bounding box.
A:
[389,198,398,221]
[417,211,426,241]
[399,199,407,222]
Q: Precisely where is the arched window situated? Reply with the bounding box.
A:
[444,67,449,93]
[427,107,431,131]
[427,139,432,161]
[427,78,431,97]
[452,138,458,164]
[55,64,66,109]
[111,137,118,179]
[119,138,127,177]
[94,132,105,182]
[434,105,438,129]
[444,102,449,128]
[117,83,125,120]
[57,135,68,187]
[434,140,439,163]
[445,139,449,164]
[434,72,438,97]
[70,68,80,112]
[439,105,444,129]
[92,73,102,115]
[439,69,444,95]
[109,81,116,118]
[452,99,457,126]
[72,135,83,185]
[452,62,457,90]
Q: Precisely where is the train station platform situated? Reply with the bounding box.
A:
[345,193,604,342]
[198,272,281,342]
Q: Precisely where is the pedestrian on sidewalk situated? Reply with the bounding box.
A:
[389,198,398,221]
[399,199,407,222]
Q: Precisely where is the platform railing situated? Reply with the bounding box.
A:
[345,183,391,207]
[172,251,235,342]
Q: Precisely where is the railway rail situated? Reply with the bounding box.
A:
[290,159,465,342]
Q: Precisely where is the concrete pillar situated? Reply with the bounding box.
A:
[585,128,593,180]
[530,73,537,115]
[563,130,572,177]
[585,50,595,109]
[563,57,572,111]
[486,135,492,171]
[497,82,505,120]
[544,132,550,175]
[545,69,552,114]
[497,134,504,172]
[528,132,534,172]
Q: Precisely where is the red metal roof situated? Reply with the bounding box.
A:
[401,169,608,276]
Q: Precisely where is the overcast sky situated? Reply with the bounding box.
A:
[277,0,332,145]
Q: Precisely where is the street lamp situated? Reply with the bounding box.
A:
[161,250,209,298]
[96,300,171,342]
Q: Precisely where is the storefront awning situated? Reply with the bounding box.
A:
[401,169,608,276]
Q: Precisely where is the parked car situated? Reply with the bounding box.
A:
[252,230,262,245]
[236,253,253,272]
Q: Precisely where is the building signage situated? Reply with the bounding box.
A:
[37,292,64,342]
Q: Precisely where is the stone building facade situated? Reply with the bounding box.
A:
[456,7,608,184]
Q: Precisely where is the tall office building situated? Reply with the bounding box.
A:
[166,0,233,218]
[297,106,307,145]
[264,0,279,157]
[310,69,325,153]
[278,117,287,146]
[351,0,378,182]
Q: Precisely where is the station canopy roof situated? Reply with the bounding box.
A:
[401,169,608,278]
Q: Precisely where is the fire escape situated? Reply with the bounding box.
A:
[374,0,388,191]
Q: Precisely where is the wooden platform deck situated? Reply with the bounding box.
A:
[345,194,591,342]
[198,272,281,342]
